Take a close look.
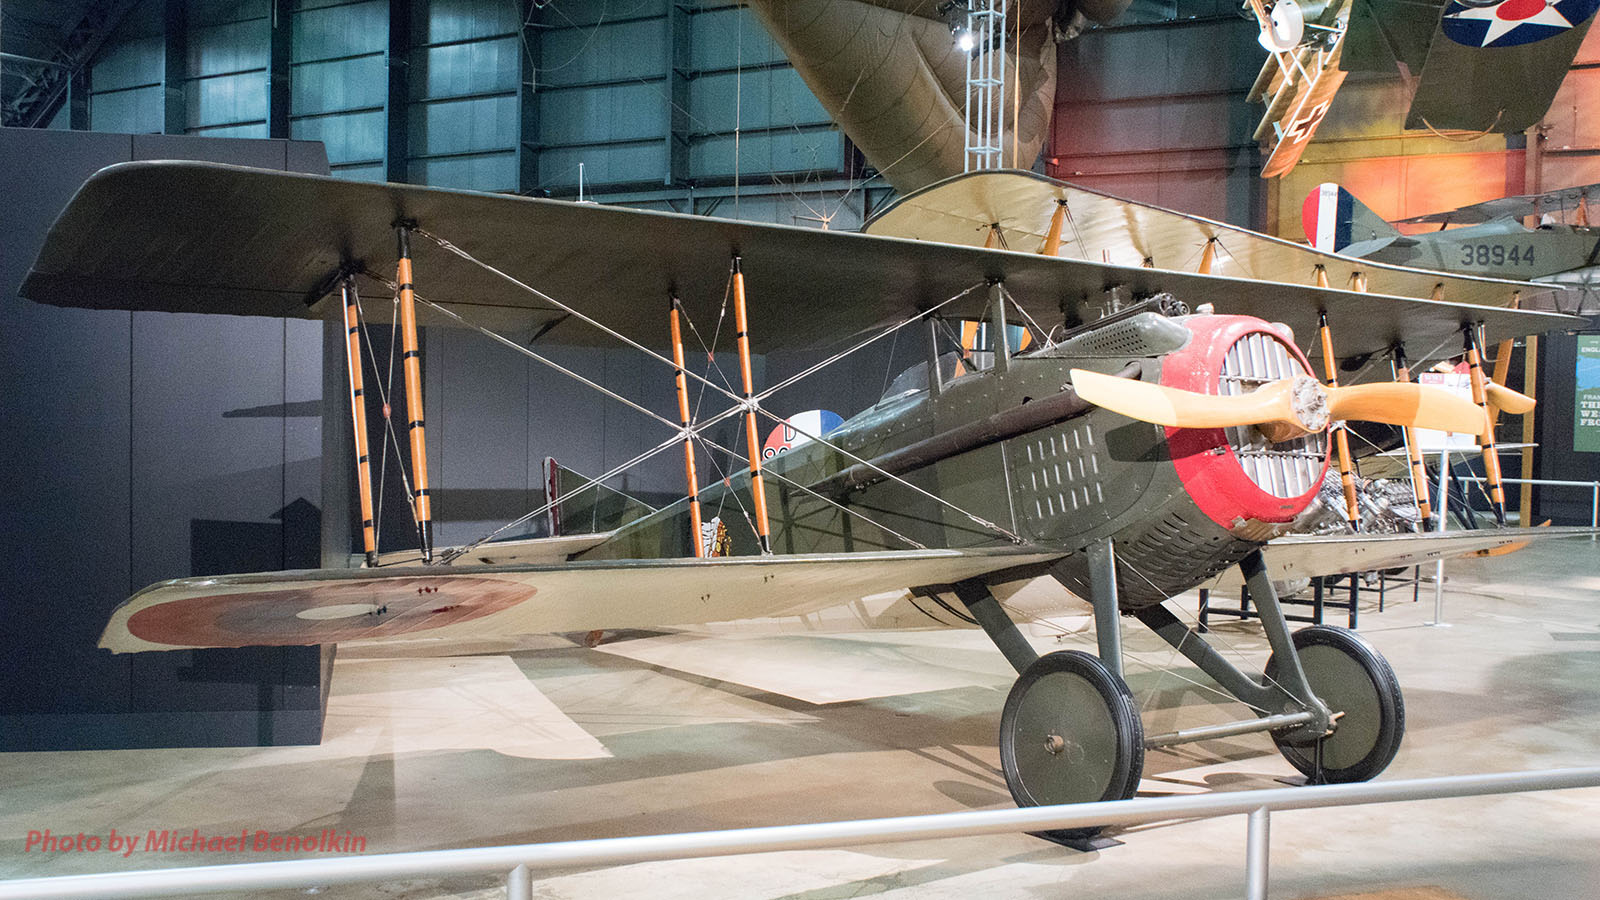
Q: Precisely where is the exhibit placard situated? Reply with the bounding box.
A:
[1576,335,1600,453]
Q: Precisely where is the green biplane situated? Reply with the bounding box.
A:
[20,162,1592,840]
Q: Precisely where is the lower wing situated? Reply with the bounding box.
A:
[1232,527,1597,584]
[100,548,1061,653]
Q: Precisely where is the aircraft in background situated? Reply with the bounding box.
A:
[1248,0,1598,177]
[20,163,1589,840]
[1305,182,1600,312]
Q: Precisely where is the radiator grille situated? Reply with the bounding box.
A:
[1218,332,1327,499]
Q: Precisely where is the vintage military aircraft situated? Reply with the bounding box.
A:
[20,161,1591,840]
[1249,0,1597,177]
[1306,182,1600,312]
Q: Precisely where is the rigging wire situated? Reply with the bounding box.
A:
[366,275,940,559]
[350,282,428,555]
[408,230,1023,545]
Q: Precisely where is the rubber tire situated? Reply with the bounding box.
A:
[1263,625,1405,784]
[999,650,1144,839]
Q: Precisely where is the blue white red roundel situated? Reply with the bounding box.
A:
[1441,0,1600,48]
[762,409,843,460]
[1302,183,1353,253]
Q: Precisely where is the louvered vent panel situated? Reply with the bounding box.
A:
[1217,332,1327,499]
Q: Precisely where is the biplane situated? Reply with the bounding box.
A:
[20,161,1593,840]
[1306,181,1600,312]
[1248,0,1597,177]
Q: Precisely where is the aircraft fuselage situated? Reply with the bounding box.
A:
[581,310,1332,610]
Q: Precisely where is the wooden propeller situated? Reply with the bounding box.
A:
[1070,369,1487,441]
[1485,382,1536,416]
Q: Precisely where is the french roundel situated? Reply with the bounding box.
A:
[762,409,843,460]
[1441,0,1600,48]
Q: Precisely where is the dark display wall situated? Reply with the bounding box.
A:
[0,127,332,751]
[0,127,904,752]
[1537,325,1600,526]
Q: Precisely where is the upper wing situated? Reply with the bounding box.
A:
[22,163,1578,359]
[1396,183,1600,225]
[1406,0,1597,133]
[98,547,1061,653]
[864,170,1569,310]
[1228,526,1598,583]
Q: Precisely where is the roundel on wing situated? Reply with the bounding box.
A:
[1441,0,1600,48]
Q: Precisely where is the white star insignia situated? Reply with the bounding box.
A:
[1446,0,1576,46]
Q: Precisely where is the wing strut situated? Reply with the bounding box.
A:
[731,257,773,555]
[1197,237,1218,274]
[1391,343,1434,529]
[1039,200,1066,256]
[1316,265,1361,531]
[668,295,706,558]
[1463,324,1508,526]
[340,276,380,567]
[395,224,434,562]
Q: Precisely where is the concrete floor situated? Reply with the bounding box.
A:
[2,538,1598,899]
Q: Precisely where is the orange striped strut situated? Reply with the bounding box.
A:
[731,257,771,554]
[395,224,433,561]
[1392,344,1433,527]
[669,296,705,558]
[1463,325,1507,525]
[341,277,380,566]
[1319,308,1361,531]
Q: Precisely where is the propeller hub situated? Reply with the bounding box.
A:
[1288,375,1331,434]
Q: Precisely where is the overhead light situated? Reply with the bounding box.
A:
[939,1,977,52]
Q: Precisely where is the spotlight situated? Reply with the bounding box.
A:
[939,1,975,51]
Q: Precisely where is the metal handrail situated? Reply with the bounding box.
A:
[2,767,1597,900]
[1451,474,1600,528]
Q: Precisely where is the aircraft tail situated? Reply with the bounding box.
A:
[544,457,657,537]
[1301,183,1399,253]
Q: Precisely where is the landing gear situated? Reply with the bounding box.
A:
[1000,651,1143,840]
[1264,625,1405,784]
[958,542,1406,848]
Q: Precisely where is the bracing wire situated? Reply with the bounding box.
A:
[364,273,953,560]
[406,231,1023,546]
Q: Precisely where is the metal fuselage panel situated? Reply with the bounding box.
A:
[582,353,1254,605]
[1365,222,1600,281]
[579,344,1264,609]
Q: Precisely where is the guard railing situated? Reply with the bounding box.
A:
[2,767,1597,900]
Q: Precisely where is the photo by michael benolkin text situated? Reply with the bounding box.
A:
[23,827,367,857]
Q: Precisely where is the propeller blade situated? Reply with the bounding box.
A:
[1069,369,1294,429]
[1326,382,1486,434]
[1486,382,1536,415]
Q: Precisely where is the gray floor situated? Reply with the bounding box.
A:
[2,537,1598,899]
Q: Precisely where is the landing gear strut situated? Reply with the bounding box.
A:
[958,540,1407,844]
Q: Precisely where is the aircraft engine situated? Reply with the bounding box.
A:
[1044,313,1331,610]
[1161,314,1331,540]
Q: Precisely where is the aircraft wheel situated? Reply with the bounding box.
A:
[999,650,1143,838]
[1264,625,1405,784]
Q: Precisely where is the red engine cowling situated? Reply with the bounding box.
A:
[1162,314,1330,539]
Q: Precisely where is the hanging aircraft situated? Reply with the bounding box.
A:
[20,161,1593,841]
[1248,0,1598,177]
[745,0,1133,193]
[1304,182,1600,313]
